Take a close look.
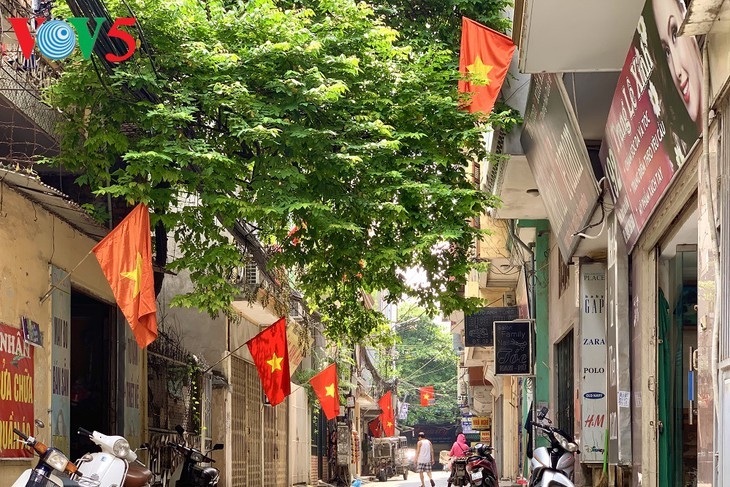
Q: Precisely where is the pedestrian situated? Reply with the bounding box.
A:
[415,431,435,487]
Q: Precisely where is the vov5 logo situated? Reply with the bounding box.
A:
[9,17,137,62]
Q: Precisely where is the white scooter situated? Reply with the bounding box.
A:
[73,427,152,487]
[525,406,579,487]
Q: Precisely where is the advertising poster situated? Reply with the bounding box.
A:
[600,0,701,250]
[580,263,607,463]
[0,322,34,459]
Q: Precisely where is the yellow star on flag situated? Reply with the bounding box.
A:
[266,353,283,373]
[424,393,431,400]
[120,252,143,298]
[325,383,336,398]
[387,421,393,428]
[467,55,493,86]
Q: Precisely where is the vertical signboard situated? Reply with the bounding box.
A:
[522,72,600,263]
[606,215,632,464]
[123,314,142,448]
[51,265,71,455]
[0,323,34,458]
[580,263,607,462]
[600,0,701,250]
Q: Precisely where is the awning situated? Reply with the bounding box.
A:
[1,167,108,241]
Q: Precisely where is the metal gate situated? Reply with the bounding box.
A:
[231,355,263,486]
[263,397,288,486]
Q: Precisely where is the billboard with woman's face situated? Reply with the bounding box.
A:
[600,0,701,250]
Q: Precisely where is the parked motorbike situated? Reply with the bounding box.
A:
[168,425,223,487]
[447,455,470,487]
[74,427,152,487]
[465,444,498,487]
[525,406,579,487]
[11,420,81,487]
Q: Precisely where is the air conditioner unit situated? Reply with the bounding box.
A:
[503,291,516,307]
[290,299,304,320]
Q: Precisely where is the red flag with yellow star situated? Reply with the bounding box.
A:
[247,317,291,406]
[309,363,340,420]
[420,386,435,407]
[378,391,395,436]
[458,16,516,114]
[92,203,157,349]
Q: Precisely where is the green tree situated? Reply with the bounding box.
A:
[45,0,514,341]
[393,312,458,425]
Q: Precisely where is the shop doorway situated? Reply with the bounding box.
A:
[70,291,116,459]
[657,212,698,487]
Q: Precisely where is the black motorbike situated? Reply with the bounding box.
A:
[168,425,224,487]
[11,422,82,487]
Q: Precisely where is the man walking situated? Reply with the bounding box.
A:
[415,431,435,487]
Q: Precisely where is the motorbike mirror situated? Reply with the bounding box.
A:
[137,443,150,450]
[34,419,45,429]
[213,443,224,451]
[537,406,548,420]
[175,425,185,436]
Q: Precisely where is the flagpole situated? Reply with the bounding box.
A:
[39,250,94,304]
[202,340,250,375]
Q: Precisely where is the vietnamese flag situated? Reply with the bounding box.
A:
[247,317,291,406]
[458,16,516,114]
[368,418,383,438]
[378,391,395,437]
[309,363,340,420]
[92,203,157,349]
[420,386,435,407]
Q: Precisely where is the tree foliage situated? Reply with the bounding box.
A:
[45,0,514,341]
[393,311,458,425]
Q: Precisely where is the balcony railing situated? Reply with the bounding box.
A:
[0,0,60,95]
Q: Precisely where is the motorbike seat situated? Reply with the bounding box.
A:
[124,462,153,487]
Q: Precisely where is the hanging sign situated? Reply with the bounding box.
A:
[493,320,532,375]
[0,322,35,459]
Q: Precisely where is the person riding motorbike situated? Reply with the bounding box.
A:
[447,434,471,487]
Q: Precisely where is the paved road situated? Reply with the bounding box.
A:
[359,469,516,487]
[363,468,450,487]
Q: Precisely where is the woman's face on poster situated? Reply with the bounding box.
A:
[653,0,703,124]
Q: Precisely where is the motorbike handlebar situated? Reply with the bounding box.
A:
[78,427,93,437]
[13,428,28,441]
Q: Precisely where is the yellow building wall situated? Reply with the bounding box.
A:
[0,183,113,484]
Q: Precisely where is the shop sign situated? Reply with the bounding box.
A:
[580,264,607,463]
[480,431,491,444]
[51,266,71,454]
[0,322,34,459]
[472,416,491,430]
[522,72,600,263]
[461,417,474,434]
[464,306,519,347]
[600,0,701,250]
[494,320,532,376]
[123,313,143,448]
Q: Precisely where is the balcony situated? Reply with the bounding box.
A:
[0,0,60,163]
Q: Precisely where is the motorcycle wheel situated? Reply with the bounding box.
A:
[403,470,408,480]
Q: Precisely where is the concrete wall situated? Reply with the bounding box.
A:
[0,183,113,484]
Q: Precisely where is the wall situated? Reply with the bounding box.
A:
[158,268,227,368]
[0,183,113,484]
